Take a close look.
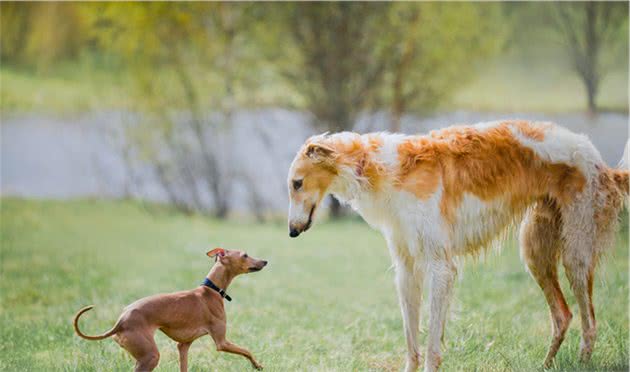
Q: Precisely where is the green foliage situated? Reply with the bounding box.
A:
[0,64,129,115]
[0,3,627,116]
[452,47,629,113]
[273,3,504,131]
[0,3,90,72]
[509,2,629,112]
[91,2,280,111]
[276,3,390,130]
[1,198,628,371]
[382,3,504,117]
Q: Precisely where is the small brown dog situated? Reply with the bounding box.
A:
[73,248,267,371]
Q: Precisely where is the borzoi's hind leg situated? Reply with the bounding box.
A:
[424,258,456,372]
[388,237,424,372]
[563,256,598,362]
[561,201,598,363]
[564,254,597,362]
[519,198,572,368]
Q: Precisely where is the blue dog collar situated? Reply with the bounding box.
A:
[202,278,232,301]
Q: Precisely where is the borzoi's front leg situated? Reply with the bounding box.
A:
[424,258,457,372]
[388,237,424,372]
[395,261,425,372]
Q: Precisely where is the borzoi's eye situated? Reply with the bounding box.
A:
[293,179,303,191]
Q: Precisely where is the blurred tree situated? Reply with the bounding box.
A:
[1,2,508,219]
[0,2,31,64]
[1,2,88,71]
[278,3,502,132]
[276,3,502,216]
[278,3,389,217]
[382,3,503,131]
[547,2,628,114]
[281,3,387,132]
[93,3,265,218]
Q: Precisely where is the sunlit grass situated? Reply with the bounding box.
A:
[2,45,628,116]
[450,48,629,114]
[0,65,131,116]
[0,198,627,371]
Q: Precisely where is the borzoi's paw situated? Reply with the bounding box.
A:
[404,352,421,372]
[423,350,441,372]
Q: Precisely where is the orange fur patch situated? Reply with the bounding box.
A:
[511,120,549,141]
[328,136,386,190]
[396,121,585,224]
[290,153,337,205]
[291,135,387,201]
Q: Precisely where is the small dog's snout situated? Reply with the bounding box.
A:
[262,260,268,266]
[289,228,300,238]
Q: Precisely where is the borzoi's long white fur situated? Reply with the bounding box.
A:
[287,120,628,372]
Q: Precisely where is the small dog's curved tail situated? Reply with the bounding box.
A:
[73,305,120,341]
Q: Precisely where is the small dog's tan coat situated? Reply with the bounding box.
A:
[73,248,267,372]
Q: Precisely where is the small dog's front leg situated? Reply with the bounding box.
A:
[216,340,263,370]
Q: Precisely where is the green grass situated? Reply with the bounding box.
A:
[450,48,629,114]
[0,65,131,116]
[1,198,627,371]
[2,45,628,116]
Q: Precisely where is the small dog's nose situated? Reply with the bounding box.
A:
[289,228,300,238]
[262,260,268,266]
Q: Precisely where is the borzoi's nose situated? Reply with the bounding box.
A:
[289,228,300,238]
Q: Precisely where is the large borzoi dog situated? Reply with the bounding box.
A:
[287,120,628,371]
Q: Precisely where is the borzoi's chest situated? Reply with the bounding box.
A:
[350,188,518,257]
[449,193,520,255]
[349,187,448,246]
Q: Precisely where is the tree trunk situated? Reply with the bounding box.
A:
[328,195,345,219]
[214,203,229,219]
[389,10,418,133]
[584,1,598,115]
[586,79,597,115]
[390,73,404,132]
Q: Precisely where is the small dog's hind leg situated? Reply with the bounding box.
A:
[117,331,160,372]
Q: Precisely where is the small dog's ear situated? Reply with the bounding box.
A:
[207,248,226,258]
[305,143,336,163]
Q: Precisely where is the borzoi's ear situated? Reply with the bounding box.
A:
[207,248,226,259]
[305,143,336,163]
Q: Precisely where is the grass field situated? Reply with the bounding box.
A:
[2,44,628,116]
[451,49,629,114]
[1,198,628,371]
[0,65,131,116]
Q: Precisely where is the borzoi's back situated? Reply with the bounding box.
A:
[323,121,626,257]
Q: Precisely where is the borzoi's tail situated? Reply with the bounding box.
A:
[613,140,629,198]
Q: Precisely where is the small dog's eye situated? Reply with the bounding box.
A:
[293,179,303,191]
[243,254,248,258]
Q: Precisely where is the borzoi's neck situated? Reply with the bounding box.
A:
[325,132,401,214]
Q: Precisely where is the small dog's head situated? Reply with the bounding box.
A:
[207,248,268,275]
